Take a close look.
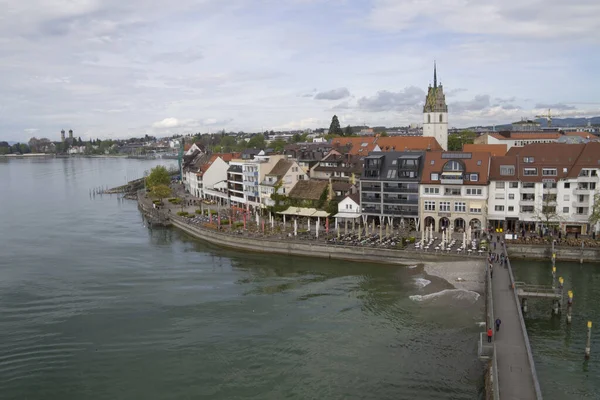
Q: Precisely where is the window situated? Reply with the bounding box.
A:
[564,194,570,201]
[500,165,515,176]
[523,168,538,176]
[522,194,535,201]
[445,188,461,196]
[523,157,535,163]
[466,188,482,195]
[543,182,557,189]
[470,174,479,182]
[428,114,431,123]
[521,206,534,213]
[508,206,514,212]
[477,160,482,166]
[443,160,464,171]
[564,182,570,189]
[424,187,440,194]
[430,173,439,181]
[439,114,443,123]
[522,182,535,189]
[542,206,556,213]
[563,207,569,214]
[439,201,450,212]
[495,182,505,189]
[542,168,557,176]
[454,202,466,212]
[494,205,505,211]
[424,201,436,211]
[509,182,519,188]
[592,183,597,190]
[577,207,586,215]
[495,193,505,200]
[509,193,515,200]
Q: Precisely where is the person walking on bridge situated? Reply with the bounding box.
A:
[487,327,493,343]
[495,318,501,332]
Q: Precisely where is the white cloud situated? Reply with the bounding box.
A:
[152,118,181,129]
[314,87,351,100]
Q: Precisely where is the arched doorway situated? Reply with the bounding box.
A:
[470,218,481,230]
[424,216,436,231]
[454,218,466,232]
[439,217,450,232]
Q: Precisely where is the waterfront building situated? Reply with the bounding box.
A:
[331,136,442,156]
[422,63,449,151]
[228,152,286,211]
[309,150,362,184]
[488,142,600,235]
[259,159,307,208]
[287,180,330,208]
[361,151,425,230]
[419,151,491,235]
[284,142,331,175]
[199,153,239,204]
[183,152,212,197]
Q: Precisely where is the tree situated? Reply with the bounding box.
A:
[534,188,562,234]
[590,193,600,234]
[270,138,287,152]
[0,141,9,155]
[150,184,172,202]
[146,165,171,190]
[247,133,265,149]
[220,135,236,152]
[78,137,83,145]
[448,130,477,151]
[344,125,353,137]
[329,115,343,136]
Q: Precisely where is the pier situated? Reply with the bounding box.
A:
[482,238,544,400]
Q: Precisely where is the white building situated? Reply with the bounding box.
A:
[259,159,307,208]
[422,63,448,151]
[228,152,287,211]
[419,151,491,235]
[201,154,238,205]
[488,143,600,235]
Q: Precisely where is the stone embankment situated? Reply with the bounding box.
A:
[507,243,600,264]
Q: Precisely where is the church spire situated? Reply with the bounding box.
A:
[433,61,437,88]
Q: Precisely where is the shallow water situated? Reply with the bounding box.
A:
[0,157,485,399]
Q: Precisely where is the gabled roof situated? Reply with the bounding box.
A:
[198,153,240,175]
[463,143,507,157]
[490,132,561,140]
[331,136,441,155]
[288,180,328,201]
[266,159,293,178]
[505,143,586,182]
[421,151,491,185]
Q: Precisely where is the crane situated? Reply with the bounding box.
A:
[535,109,564,128]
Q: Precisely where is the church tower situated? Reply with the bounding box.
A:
[423,62,448,150]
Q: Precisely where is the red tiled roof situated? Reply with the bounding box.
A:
[421,151,491,185]
[463,144,507,156]
[490,132,561,140]
[504,143,586,182]
[331,136,441,155]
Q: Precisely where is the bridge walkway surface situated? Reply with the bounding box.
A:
[491,240,541,400]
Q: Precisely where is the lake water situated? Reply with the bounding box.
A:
[0,157,486,399]
[512,259,600,399]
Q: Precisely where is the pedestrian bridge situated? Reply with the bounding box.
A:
[514,282,562,299]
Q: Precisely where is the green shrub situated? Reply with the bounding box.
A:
[407,236,416,243]
[177,211,189,217]
[234,222,244,228]
[168,198,182,204]
[195,209,203,214]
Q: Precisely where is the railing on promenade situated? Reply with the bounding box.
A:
[502,244,543,400]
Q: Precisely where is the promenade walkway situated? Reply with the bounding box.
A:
[491,238,540,400]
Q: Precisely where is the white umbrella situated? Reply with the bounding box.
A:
[294,219,298,236]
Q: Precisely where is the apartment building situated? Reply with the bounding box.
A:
[259,159,307,208]
[491,143,600,235]
[310,150,362,183]
[360,151,425,228]
[419,151,491,235]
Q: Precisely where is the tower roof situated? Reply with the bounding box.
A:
[424,62,448,113]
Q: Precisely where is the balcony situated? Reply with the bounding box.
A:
[519,199,535,206]
[243,170,259,177]
[383,186,419,193]
[362,186,382,193]
[520,186,535,193]
[572,201,590,208]
[362,207,382,214]
[362,196,381,204]
[383,198,418,205]
[441,178,463,185]
[382,209,419,216]
[243,180,258,186]
[574,188,593,195]
[229,176,243,183]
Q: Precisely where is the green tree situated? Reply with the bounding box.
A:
[534,189,562,231]
[448,130,477,151]
[19,143,30,154]
[247,133,266,149]
[270,138,287,152]
[292,133,302,143]
[150,184,172,202]
[146,165,171,190]
[329,115,343,136]
[220,135,236,152]
[0,141,9,155]
[590,193,600,234]
[344,125,352,137]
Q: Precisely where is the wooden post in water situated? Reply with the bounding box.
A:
[580,241,584,264]
[585,321,592,359]
[552,266,556,289]
[566,290,573,324]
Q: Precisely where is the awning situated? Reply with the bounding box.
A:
[470,202,483,209]
[442,172,463,176]
[333,212,362,219]
[277,207,330,217]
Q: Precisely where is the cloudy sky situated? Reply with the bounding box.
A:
[2,0,600,141]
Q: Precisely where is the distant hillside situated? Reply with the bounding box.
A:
[466,116,600,131]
